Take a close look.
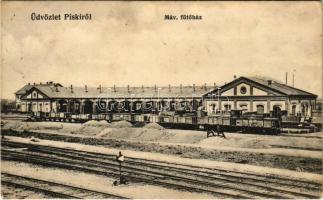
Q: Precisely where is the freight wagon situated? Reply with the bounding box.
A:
[31,110,281,134]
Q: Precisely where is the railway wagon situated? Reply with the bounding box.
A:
[31,111,281,134]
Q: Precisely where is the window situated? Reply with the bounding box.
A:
[240,86,247,94]
[256,105,264,114]
[210,103,217,113]
[224,104,231,112]
[291,105,296,116]
[301,104,306,116]
[33,92,37,98]
[239,104,248,111]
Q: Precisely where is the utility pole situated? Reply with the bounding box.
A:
[293,69,296,87]
[285,72,288,85]
[217,87,221,114]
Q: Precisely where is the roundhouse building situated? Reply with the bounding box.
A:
[15,82,213,114]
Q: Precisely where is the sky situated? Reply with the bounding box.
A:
[1,1,322,99]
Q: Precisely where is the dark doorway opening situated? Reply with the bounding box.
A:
[83,100,93,114]
[273,105,282,118]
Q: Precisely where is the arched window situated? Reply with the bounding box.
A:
[256,105,264,114]
[224,104,231,112]
[210,103,217,113]
[301,104,306,116]
[239,104,248,111]
[291,105,296,116]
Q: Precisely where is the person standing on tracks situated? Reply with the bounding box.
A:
[116,151,125,184]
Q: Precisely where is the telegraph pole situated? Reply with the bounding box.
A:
[293,69,296,87]
[217,87,221,114]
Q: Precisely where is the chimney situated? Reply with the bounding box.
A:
[204,83,207,91]
[233,75,237,79]
[33,82,36,85]
[85,85,88,92]
[285,72,288,85]
[55,85,59,92]
[28,83,30,85]
[142,85,144,92]
[193,84,196,92]
[127,85,130,93]
[180,84,183,93]
[267,80,272,85]
[40,82,42,85]
[98,85,102,93]
[154,85,157,93]
[168,84,171,92]
[70,85,73,93]
[113,85,116,92]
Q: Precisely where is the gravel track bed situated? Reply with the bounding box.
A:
[2,141,321,199]
[2,129,322,174]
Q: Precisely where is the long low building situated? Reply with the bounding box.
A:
[15,76,318,117]
[15,82,213,114]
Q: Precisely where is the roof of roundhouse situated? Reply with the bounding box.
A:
[20,84,215,99]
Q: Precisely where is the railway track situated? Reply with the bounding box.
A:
[2,140,322,199]
[1,172,127,199]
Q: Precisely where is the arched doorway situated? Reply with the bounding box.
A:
[58,100,68,112]
[273,105,282,118]
[83,100,93,114]
[174,100,184,111]
[168,100,176,111]
[96,100,107,113]
[143,100,154,113]
[133,101,142,113]
[107,100,117,112]
[117,101,130,112]
[161,101,170,111]
[69,100,81,114]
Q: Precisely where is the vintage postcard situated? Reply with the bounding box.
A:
[1,1,322,199]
